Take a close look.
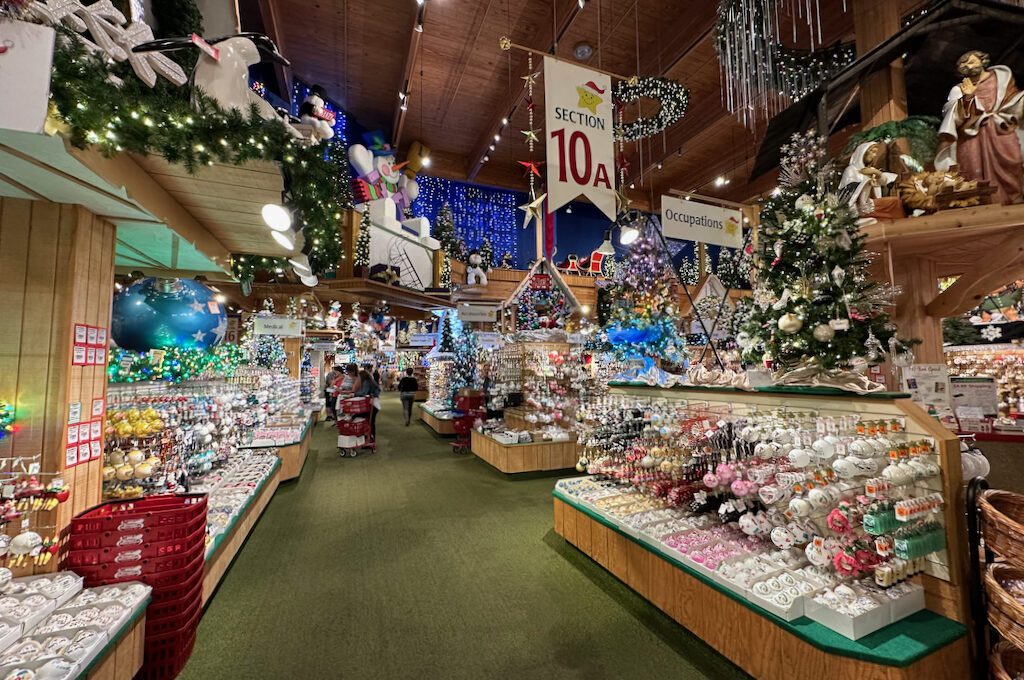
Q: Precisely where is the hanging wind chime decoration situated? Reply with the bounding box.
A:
[516,52,547,231]
[714,0,853,125]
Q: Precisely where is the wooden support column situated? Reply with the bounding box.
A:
[853,0,908,127]
[0,198,114,566]
[337,210,359,279]
[283,336,302,379]
[894,257,944,363]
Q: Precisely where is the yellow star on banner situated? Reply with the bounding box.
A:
[724,218,739,236]
[521,128,540,144]
[576,86,603,114]
[519,192,547,231]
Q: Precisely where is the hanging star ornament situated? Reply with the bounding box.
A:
[615,153,631,176]
[615,188,631,215]
[518,160,542,178]
[521,71,539,87]
[525,97,536,112]
[521,128,540,144]
[519,192,547,230]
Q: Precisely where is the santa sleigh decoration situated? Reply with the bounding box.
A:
[557,250,608,276]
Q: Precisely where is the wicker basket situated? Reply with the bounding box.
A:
[986,564,1024,651]
[981,490,1024,564]
[991,641,1024,680]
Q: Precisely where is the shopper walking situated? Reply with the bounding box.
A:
[355,367,381,439]
[398,368,419,426]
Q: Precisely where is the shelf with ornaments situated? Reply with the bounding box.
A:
[556,383,970,678]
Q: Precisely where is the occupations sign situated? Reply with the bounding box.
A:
[661,194,743,249]
[544,57,616,220]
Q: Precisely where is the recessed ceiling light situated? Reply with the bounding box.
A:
[573,41,593,60]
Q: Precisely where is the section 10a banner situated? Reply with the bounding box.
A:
[660,195,743,249]
[544,57,615,220]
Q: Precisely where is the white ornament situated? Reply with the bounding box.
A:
[812,323,835,342]
[778,313,803,334]
[981,325,1003,342]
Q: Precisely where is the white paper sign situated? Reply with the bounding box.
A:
[254,316,304,337]
[661,195,743,248]
[544,57,615,219]
[457,305,498,323]
[407,333,435,347]
[0,21,55,134]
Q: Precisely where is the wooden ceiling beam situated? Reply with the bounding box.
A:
[391,3,426,148]
[466,0,586,181]
[257,0,293,100]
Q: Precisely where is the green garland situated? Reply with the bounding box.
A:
[108,345,245,384]
[49,33,352,279]
[355,210,371,267]
[843,116,941,167]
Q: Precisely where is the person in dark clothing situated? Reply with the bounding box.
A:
[398,368,419,426]
[324,364,342,420]
[355,367,381,439]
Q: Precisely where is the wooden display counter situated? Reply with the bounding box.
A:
[554,495,969,680]
[277,412,315,482]
[81,603,147,679]
[203,460,282,604]
[470,429,578,474]
[502,407,531,431]
[418,404,456,436]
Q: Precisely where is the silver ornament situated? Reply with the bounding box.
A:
[812,324,835,342]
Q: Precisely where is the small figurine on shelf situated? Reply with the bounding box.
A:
[840,142,901,224]
[466,250,489,286]
[325,301,341,331]
[298,84,336,141]
[500,251,514,269]
[936,50,1024,204]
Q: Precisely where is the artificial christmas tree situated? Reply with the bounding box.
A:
[243,299,287,369]
[678,256,700,285]
[448,326,480,404]
[716,246,753,289]
[480,238,494,271]
[433,204,460,289]
[438,312,456,353]
[739,131,909,386]
[354,210,371,268]
[601,221,688,367]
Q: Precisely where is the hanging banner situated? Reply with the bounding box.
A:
[0,21,55,134]
[661,195,743,249]
[544,57,615,220]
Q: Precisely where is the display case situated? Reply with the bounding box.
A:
[553,384,969,679]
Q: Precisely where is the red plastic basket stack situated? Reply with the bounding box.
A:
[63,494,208,680]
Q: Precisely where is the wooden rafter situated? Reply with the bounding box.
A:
[392,2,427,147]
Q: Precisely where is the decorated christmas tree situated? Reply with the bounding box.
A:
[438,312,456,353]
[678,256,700,285]
[716,246,753,289]
[433,204,460,288]
[448,326,480,404]
[354,210,371,267]
[243,299,287,369]
[739,131,905,379]
[480,238,494,271]
[602,222,687,365]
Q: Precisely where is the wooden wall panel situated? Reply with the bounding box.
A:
[0,198,115,570]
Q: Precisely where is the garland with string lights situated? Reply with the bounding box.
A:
[614,77,690,142]
[355,210,371,267]
[107,345,245,384]
[48,32,351,279]
[0,400,14,441]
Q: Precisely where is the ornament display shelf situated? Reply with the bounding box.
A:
[553,491,968,679]
[239,411,314,481]
[470,429,578,474]
[593,385,968,625]
[79,598,148,680]
[202,457,282,604]
[418,404,456,436]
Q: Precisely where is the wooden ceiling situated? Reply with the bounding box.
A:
[265,0,930,208]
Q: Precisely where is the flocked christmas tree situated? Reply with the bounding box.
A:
[479,238,494,272]
[716,246,754,289]
[601,220,688,366]
[354,210,371,267]
[243,299,287,369]
[438,311,456,353]
[678,257,700,285]
[739,131,906,379]
[448,325,480,404]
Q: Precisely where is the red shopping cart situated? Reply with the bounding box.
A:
[336,396,376,457]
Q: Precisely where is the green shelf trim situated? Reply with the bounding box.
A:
[74,594,151,679]
[551,488,964,668]
[607,382,912,400]
[204,457,282,561]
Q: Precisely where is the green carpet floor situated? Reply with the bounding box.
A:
[178,394,748,679]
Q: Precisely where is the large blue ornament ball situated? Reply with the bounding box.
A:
[112,278,228,351]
